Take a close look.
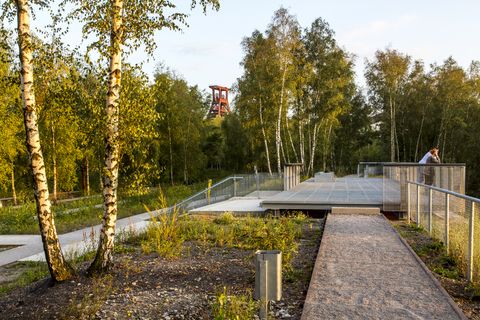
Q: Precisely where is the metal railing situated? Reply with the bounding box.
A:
[383,163,466,212]
[407,181,480,282]
[357,162,384,178]
[169,173,283,214]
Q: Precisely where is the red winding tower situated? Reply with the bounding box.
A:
[207,85,230,118]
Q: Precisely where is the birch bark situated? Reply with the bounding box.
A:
[259,99,272,175]
[16,0,72,281]
[89,0,124,272]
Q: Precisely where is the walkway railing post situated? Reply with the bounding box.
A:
[407,183,411,224]
[428,188,433,235]
[445,194,450,254]
[416,185,420,227]
[233,174,237,197]
[468,204,475,282]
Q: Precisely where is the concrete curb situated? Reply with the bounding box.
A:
[384,216,468,320]
[300,212,330,320]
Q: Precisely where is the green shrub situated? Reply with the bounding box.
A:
[213,212,235,225]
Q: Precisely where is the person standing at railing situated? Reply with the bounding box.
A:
[424,148,441,185]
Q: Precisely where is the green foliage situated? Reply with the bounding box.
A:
[211,287,257,320]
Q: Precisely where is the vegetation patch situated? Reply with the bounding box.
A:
[0,214,324,319]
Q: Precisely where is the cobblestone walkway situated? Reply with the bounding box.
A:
[301,212,466,320]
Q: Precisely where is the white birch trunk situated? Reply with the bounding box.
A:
[286,114,298,162]
[276,62,288,174]
[259,99,272,175]
[11,163,17,206]
[51,123,57,203]
[309,122,319,176]
[16,0,71,281]
[89,0,123,272]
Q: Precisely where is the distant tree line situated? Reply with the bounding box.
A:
[234,8,480,195]
[0,3,479,281]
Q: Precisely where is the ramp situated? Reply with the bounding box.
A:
[301,209,465,319]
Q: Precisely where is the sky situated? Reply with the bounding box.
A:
[30,0,480,92]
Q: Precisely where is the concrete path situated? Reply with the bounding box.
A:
[0,212,151,267]
[301,211,466,320]
[189,191,281,214]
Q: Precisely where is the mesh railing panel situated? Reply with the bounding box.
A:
[407,181,480,282]
[171,173,283,214]
[384,164,465,212]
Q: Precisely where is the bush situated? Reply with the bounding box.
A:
[213,212,235,225]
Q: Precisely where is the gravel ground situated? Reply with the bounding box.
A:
[0,219,323,320]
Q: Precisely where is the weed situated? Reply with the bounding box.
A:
[141,194,184,258]
[211,287,257,320]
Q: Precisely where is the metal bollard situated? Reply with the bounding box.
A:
[254,250,282,320]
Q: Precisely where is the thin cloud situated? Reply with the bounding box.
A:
[343,14,418,40]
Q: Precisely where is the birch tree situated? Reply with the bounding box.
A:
[365,49,410,162]
[267,8,301,173]
[67,0,219,273]
[1,0,73,281]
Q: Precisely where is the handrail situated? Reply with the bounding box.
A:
[360,162,466,166]
[407,180,480,204]
[173,175,245,209]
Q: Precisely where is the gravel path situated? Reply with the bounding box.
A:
[301,212,466,320]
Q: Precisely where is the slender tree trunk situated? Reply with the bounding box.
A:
[11,163,17,206]
[307,118,312,176]
[283,123,290,163]
[168,121,174,186]
[259,99,272,175]
[89,0,124,273]
[286,114,298,163]
[389,94,395,162]
[183,113,192,184]
[51,123,57,203]
[414,112,425,161]
[322,123,333,172]
[299,120,305,170]
[276,62,288,174]
[16,0,72,281]
[85,157,90,196]
[309,122,319,176]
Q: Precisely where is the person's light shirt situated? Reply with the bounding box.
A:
[419,152,431,164]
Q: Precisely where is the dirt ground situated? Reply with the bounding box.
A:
[0,219,323,320]
[393,221,480,320]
